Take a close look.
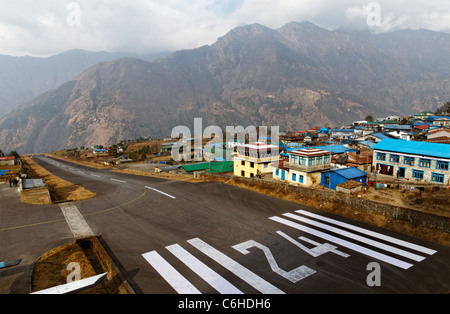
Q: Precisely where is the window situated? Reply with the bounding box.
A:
[419,158,431,168]
[431,173,445,183]
[412,169,424,180]
[390,154,400,163]
[299,157,306,166]
[436,161,449,171]
[324,155,330,164]
[377,152,386,161]
[250,162,254,168]
[241,161,245,166]
[299,175,304,183]
[317,156,323,165]
[275,169,279,176]
[292,173,297,181]
[291,155,297,165]
[404,156,415,166]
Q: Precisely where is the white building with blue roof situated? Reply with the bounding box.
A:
[372,139,450,185]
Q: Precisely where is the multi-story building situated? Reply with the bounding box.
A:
[272,148,331,186]
[372,139,450,185]
[234,142,280,178]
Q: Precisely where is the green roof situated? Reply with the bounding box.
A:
[182,161,234,173]
[207,161,234,173]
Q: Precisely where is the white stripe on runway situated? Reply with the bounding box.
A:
[283,213,425,262]
[269,216,414,270]
[295,210,437,256]
[90,174,101,178]
[145,186,176,199]
[188,238,284,294]
[110,178,127,183]
[166,244,243,294]
[142,251,201,294]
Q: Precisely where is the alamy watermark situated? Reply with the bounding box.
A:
[67,2,81,27]
[367,2,382,27]
[67,262,81,283]
[366,262,381,287]
[170,118,280,162]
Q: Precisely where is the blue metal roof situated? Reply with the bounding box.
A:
[372,139,450,159]
[357,140,376,147]
[370,133,392,140]
[332,167,367,179]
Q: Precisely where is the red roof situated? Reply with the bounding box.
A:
[0,157,15,161]
[415,124,430,130]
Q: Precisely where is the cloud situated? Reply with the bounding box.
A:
[0,0,449,57]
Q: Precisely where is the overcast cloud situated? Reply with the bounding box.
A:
[1,0,449,57]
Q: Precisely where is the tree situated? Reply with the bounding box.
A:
[365,115,374,122]
[7,151,19,159]
[435,101,450,115]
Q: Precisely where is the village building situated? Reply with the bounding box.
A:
[372,138,450,185]
[272,148,331,187]
[234,142,280,178]
[330,128,355,140]
[321,167,367,190]
[0,156,15,166]
[428,116,450,127]
[332,150,373,172]
[425,128,450,144]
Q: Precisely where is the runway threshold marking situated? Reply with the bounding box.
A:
[295,210,437,256]
[166,243,243,294]
[269,210,438,270]
[142,251,201,294]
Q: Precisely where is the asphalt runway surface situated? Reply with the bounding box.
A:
[1,155,449,294]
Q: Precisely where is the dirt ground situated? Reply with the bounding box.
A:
[21,155,97,203]
[31,239,124,294]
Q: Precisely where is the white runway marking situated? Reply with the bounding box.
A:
[110,178,127,183]
[283,212,425,262]
[166,244,243,294]
[142,251,201,294]
[188,238,285,294]
[295,210,437,255]
[145,186,176,199]
[269,216,414,270]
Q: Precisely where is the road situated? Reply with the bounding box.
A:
[1,154,449,294]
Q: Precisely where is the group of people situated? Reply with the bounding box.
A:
[9,177,19,187]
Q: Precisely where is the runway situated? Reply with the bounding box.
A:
[1,154,449,294]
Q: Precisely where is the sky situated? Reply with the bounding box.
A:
[1,0,450,57]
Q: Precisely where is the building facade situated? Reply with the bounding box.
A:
[0,156,15,166]
[272,148,331,187]
[321,167,367,190]
[234,143,280,178]
[372,139,450,185]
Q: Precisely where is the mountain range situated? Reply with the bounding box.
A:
[1,21,450,154]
